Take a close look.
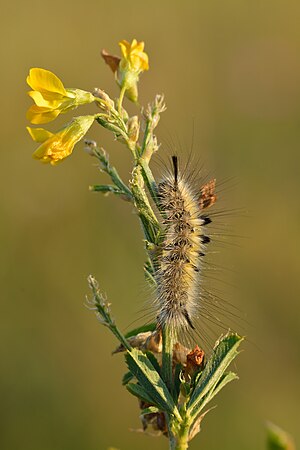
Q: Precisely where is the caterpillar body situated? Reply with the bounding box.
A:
[155,156,216,338]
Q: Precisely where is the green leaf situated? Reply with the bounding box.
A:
[144,261,157,287]
[210,371,239,400]
[90,184,123,195]
[145,351,161,375]
[140,406,160,415]
[125,348,181,421]
[173,363,183,402]
[193,371,238,417]
[267,422,295,450]
[122,371,134,385]
[187,333,243,420]
[126,383,156,405]
[125,323,156,339]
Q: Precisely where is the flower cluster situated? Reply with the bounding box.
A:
[26,39,149,164]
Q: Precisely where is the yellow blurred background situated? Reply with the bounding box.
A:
[1,1,300,449]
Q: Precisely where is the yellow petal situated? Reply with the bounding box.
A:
[28,90,61,108]
[119,40,131,58]
[132,40,144,52]
[118,39,149,72]
[27,68,67,96]
[32,115,95,165]
[26,106,61,124]
[26,126,54,143]
[131,53,149,71]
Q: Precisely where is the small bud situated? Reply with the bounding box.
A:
[127,115,140,143]
[118,104,129,122]
[93,88,115,111]
[84,139,97,156]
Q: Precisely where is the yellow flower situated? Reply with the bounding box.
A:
[118,40,149,102]
[26,68,95,124]
[101,39,149,103]
[27,115,95,165]
[119,39,149,73]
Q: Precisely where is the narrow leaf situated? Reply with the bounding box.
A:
[210,371,238,400]
[192,371,238,419]
[125,323,156,339]
[122,371,134,385]
[173,363,183,402]
[90,184,124,195]
[126,383,156,405]
[140,406,160,416]
[188,333,243,419]
[145,351,161,375]
[125,348,181,420]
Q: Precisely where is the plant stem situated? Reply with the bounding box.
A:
[167,413,190,450]
[169,425,190,450]
[130,165,161,245]
[118,85,126,115]
[94,147,133,199]
[162,325,174,392]
[139,158,159,209]
[88,275,131,351]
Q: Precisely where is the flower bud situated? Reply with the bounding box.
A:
[93,88,115,111]
[127,115,140,143]
[83,139,97,156]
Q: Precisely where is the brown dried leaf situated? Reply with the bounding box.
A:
[186,345,205,377]
[101,49,121,73]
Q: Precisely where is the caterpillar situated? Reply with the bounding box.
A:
[155,156,216,338]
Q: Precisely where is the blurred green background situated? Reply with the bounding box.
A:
[1,1,299,449]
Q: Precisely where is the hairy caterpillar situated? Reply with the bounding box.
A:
[155,156,216,338]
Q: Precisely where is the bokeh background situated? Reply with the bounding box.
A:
[1,1,300,449]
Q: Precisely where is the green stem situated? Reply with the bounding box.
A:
[169,424,190,450]
[139,158,159,208]
[162,325,175,392]
[95,116,128,142]
[94,147,133,200]
[130,166,161,245]
[118,85,126,115]
[141,119,150,155]
[88,276,131,351]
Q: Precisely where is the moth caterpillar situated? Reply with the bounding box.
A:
[155,156,216,338]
